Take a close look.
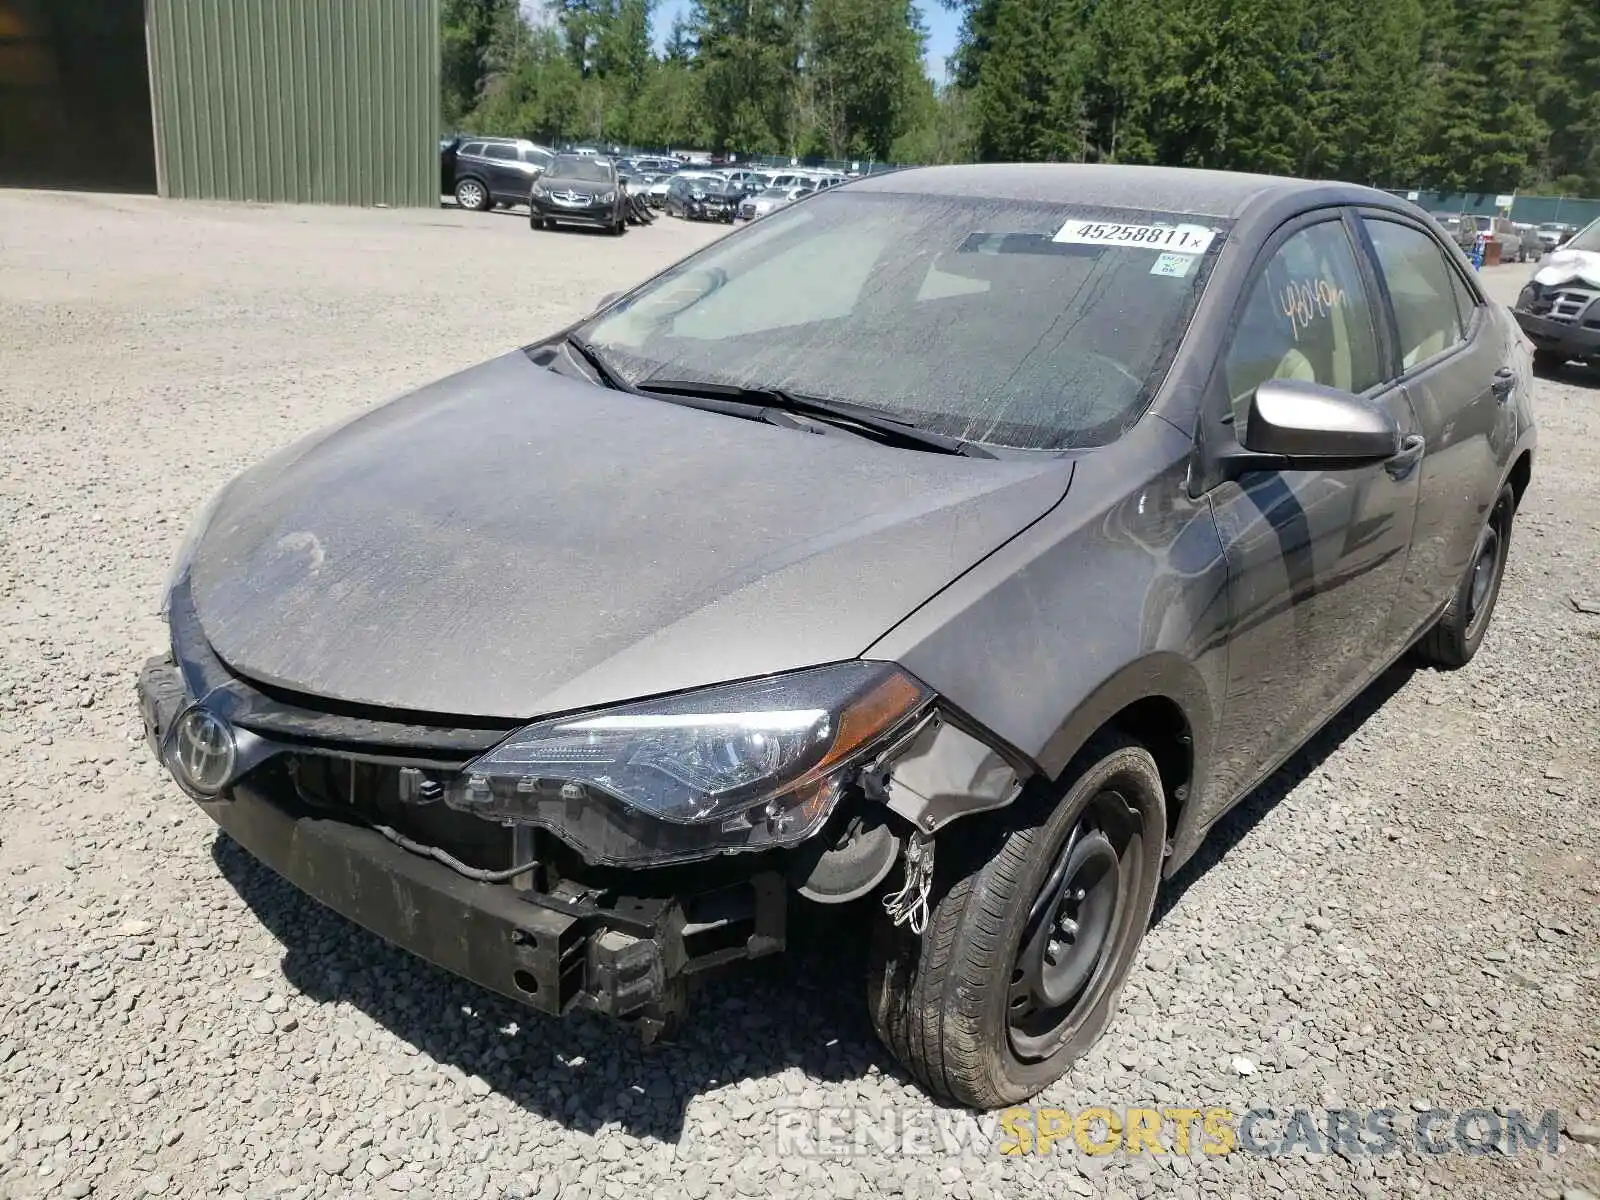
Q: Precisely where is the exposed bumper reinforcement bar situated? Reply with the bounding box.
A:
[204,781,786,1026]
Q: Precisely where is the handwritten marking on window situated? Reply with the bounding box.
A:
[1279,277,1347,342]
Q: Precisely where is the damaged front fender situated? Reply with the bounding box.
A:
[869,711,1026,835]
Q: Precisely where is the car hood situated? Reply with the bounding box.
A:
[189,351,1073,720]
[544,179,610,195]
[1533,248,1600,290]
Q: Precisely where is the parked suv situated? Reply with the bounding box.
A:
[442,136,555,212]
[530,154,629,235]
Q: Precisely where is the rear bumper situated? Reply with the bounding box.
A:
[1514,309,1600,358]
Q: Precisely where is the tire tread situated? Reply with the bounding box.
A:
[868,731,1161,1109]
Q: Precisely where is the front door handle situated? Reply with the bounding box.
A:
[1491,366,1516,400]
[1385,433,1426,479]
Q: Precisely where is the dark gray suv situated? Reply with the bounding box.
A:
[138,164,1534,1109]
[442,136,554,211]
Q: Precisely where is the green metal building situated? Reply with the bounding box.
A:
[1,0,440,207]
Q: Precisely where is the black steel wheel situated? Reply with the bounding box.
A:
[868,732,1166,1109]
[1414,482,1516,669]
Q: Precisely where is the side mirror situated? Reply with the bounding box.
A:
[1220,378,1400,475]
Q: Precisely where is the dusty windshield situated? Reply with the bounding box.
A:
[1567,218,1600,253]
[580,191,1225,449]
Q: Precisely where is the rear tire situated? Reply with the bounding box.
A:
[1414,483,1515,669]
[867,733,1166,1109]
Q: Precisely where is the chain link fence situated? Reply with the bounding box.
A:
[1385,189,1600,229]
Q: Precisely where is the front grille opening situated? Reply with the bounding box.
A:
[280,755,513,873]
[1547,287,1600,324]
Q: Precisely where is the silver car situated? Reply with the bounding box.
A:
[736,183,816,222]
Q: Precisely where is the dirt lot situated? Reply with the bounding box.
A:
[0,190,1596,1200]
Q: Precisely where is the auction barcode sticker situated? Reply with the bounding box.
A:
[1053,220,1218,255]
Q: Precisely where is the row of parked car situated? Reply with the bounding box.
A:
[440,135,851,231]
[1430,212,1584,263]
[642,166,849,223]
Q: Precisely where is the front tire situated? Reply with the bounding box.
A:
[1414,482,1515,669]
[867,733,1166,1109]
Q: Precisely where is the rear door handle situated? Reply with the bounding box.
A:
[1385,434,1426,479]
[1491,366,1516,400]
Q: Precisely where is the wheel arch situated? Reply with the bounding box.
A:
[1030,652,1214,874]
[1507,448,1533,509]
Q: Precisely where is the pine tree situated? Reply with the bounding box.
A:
[441,0,522,127]
[693,0,807,152]
[1542,0,1600,192]
[1415,0,1561,190]
[964,0,1078,161]
[808,0,926,160]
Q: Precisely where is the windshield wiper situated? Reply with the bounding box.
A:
[563,333,638,394]
[635,377,996,458]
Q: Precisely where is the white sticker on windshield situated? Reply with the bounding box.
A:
[1150,252,1197,278]
[1053,219,1218,255]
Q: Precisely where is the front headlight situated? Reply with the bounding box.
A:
[1517,284,1537,308]
[445,661,931,865]
[531,184,547,199]
[601,190,616,204]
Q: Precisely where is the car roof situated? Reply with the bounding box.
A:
[849,162,1394,219]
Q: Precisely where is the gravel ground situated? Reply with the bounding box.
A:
[0,190,1596,1200]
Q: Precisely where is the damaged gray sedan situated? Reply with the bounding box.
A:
[140,164,1534,1108]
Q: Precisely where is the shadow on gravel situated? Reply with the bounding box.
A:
[212,658,1422,1133]
[213,836,886,1141]
[1533,358,1600,388]
[1152,658,1417,924]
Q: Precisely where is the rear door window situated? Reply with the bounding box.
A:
[1362,219,1466,372]
[1447,267,1481,332]
[484,144,516,161]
